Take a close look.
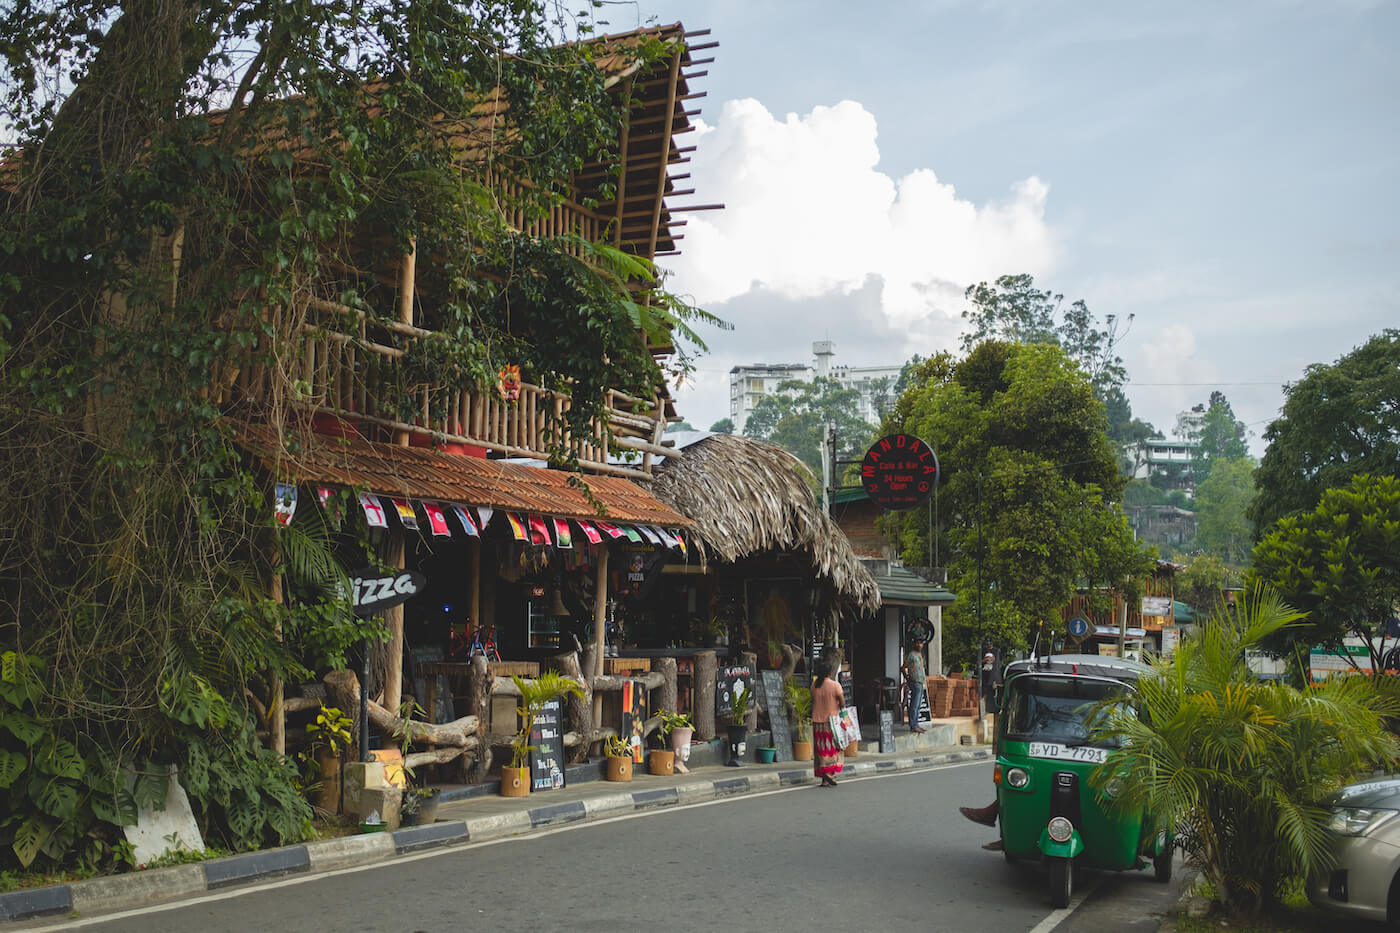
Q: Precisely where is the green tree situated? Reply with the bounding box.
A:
[1193,456,1256,564]
[1093,586,1399,918]
[708,417,734,434]
[1177,392,1248,485]
[0,1,718,870]
[1250,331,1400,536]
[1170,552,1241,621]
[1250,474,1400,670]
[883,341,1149,665]
[742,377,875,482]
[958,273,1133,402]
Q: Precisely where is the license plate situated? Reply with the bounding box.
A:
[1027,742,1108,763]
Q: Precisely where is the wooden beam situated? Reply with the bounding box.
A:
[648,49,683,258]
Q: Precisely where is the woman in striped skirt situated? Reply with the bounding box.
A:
[810,660,845,787]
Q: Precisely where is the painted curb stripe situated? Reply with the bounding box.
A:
[203,845,310,889]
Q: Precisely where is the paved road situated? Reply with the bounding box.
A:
[19,760,1187,932]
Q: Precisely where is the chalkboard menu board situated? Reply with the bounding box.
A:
[759,670,792,761]
[529,698,565,791]
[839,669,853,707]
[879,709,895,753]
[716,663,753,717]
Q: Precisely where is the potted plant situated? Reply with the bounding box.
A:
[784,681,814,762]
[502,671,584,797]
[603,734,633,782]
[399,785,441,826]
[298,704,353,814]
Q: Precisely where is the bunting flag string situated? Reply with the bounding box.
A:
[451,505,479,537]
[672,530,687,555]
[505,512,528,541]
[636,525,661,545]
[315,486,344,529]
[422,502,452,537]
[359,493,388,528]
[389,497,419,531]
[274,484,297,526]
[621,525,643,544]
[527,514,550,546]
[552,517,573,549]
[593,520,625,539]
[651,526,676,548]
[475,506,494,530]
[576,519,602,545]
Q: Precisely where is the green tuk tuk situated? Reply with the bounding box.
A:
[992,653,1172,907]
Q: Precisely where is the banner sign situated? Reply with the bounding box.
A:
[349,568,427,617]
[861,434,939,511]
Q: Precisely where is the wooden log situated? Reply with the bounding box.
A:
[551,646,593,763]
[404,743,475,772]
[464,654,490,740]
[652,657,678,715]
[366,697,479,747]
[323,669,363,759]
[588,672,664,692]
[694,650,717,741]
[283,696,324,714]
[488,674,589,696]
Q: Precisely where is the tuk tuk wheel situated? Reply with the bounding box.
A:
[1154,840,1173,883]
[1048,856,1074,908]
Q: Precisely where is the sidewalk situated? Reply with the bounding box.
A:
[0,720,987,923]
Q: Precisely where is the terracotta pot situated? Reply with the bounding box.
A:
[314,750,342,814]
[499,764,530,797]
[792,740,813,762]
[648,748,675,776]
[844,741,859,758]
[605,754,633,782]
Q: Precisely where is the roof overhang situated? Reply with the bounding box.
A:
[233,421,691,527]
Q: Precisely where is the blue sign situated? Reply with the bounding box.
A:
[1068,616,1090,638]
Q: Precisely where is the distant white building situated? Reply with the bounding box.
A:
[728,342,903,433]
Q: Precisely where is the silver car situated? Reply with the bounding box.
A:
[1309,776,1400,926]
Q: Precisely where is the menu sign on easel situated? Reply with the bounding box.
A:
[716,663,753,717]
[529,698,565,791]
[759,670,792,761]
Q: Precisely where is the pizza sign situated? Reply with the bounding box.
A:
[861,434,939,510]
[349,568,427,617]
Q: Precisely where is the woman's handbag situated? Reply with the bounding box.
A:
[829,706,861,747]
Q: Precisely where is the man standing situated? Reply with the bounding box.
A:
[902,637,928,733]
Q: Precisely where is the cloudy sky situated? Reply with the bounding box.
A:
[605,0,1398,454]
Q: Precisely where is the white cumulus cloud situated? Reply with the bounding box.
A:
[661,98,1061,330]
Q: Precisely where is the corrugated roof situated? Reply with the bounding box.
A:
[870,564,956,605]
[233,421,690,526]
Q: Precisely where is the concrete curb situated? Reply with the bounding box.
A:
[0,746,992,922]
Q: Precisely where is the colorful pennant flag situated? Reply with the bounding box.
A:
[390,498,419,531]
[359,493,388,528]
[651,526,677,548]
[593,520,625,539]
[475,506,494,530]
[505,512,527,541]
[451,505,479,537]
[552,517,573,549]
[527,514,550,546]
[673,530,686,555]
[422,501,451,537]
[315,486,344,529]
[622,525,643,544]
[274,484,297,526]
[576,519,602,545]
[636,525,661,545]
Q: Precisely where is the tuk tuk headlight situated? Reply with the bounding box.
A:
[1104,778,1125,799]
[1047,816,1074,843]
[1327,807,1399,837]
[1005,767,1029,789]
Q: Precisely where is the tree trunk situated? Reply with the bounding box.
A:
[652,657,677,716]
[740,650,759,732]
[323,669,363,760]
[553,646,595,763]
[694,650,717,740]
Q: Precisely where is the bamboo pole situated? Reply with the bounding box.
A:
[383,532,406,714]
[590,546,609,727]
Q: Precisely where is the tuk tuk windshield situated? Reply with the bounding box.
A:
[1002,675,1132,747]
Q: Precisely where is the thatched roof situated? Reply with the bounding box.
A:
[649,433,880,613]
